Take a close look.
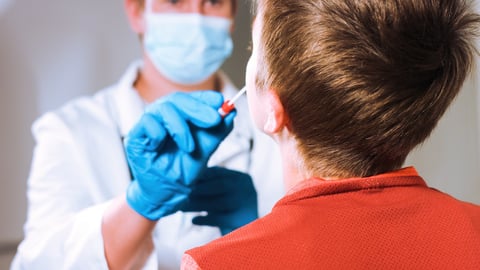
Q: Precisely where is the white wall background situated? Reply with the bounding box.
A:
[0,0,478,257]
[404,75,480,204]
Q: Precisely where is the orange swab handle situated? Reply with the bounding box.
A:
[218,101,235,117]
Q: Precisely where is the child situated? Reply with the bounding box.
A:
[182,0,480,268]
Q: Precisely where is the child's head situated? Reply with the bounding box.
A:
[249,0,480,178]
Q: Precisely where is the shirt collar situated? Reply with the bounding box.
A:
[281,167,426,202]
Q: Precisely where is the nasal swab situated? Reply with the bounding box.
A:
[218,86,247,117]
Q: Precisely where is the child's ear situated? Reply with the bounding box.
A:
[263,89,288,134]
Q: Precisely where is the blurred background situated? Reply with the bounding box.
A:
[0,0,479,268]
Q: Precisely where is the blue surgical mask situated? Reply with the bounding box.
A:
[143,12,234,85]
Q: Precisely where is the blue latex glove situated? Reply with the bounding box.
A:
[124,91,236,221]
[182,166,258,235]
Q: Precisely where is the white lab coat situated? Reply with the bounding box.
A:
[11,61,284,270]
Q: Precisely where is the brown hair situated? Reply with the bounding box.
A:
[255,0,480,178]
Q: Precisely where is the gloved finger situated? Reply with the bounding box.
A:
[192,207,258,226]
[158,102,195,153]
[191,214,232,229]
[181,194,230,212]
[207,108,236,141]
[183,175,257,212]
[223,108,236,126]
[189,181,232,197]
[185,184,257,212]
[149,92,222,129]
[189,90,224,108]
[192,215,234,235]
[192,167,254,195]
[190,91,236,131]
[220,228,234,235]
[188,91,237,128]
[167,92,222,128]
[198,166,247,178]
[125,113,168,152]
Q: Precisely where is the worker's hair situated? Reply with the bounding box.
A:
[254,0,480,178]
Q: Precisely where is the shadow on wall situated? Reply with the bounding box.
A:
[0,14,36,246]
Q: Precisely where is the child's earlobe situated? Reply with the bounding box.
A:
[263,109,277,133]
[263,89,287,134]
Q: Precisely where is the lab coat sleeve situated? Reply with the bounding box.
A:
[11,111,132,270]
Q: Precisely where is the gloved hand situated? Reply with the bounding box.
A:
[182,166,258,235]
[124,91,236,221]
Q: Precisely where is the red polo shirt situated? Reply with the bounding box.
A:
[183,167,480,269]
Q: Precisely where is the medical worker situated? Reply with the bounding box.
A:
[11,0,283,269]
